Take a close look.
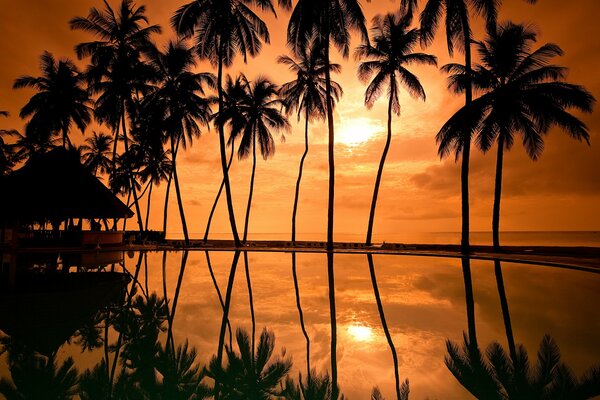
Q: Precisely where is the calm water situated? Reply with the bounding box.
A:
[1,251,600,399]
[169,231,600,247]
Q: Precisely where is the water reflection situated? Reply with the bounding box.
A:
[0,251,599,399]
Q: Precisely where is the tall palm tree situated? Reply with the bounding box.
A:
[288,5,368,396]
[288,0,368,251]
[172,0,289,246]
[420,0,501,253]
[356,12,437,246]
[71,0,161,233]
[145,40,213,244]
[14,51,91,149]
[278,40,342,244]
[438,22,594,251]
[81,131,114,177]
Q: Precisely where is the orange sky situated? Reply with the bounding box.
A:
[0,0,598,241]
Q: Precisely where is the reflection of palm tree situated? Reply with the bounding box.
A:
[205,251,233,348]
[14,51,91,149]
[291,252,311,379]
[278,41,342,244]
[0,355,79,399]
[207,328,292,399]
[80,131,114,177]
[155,341,210,399]
[447,335,600,399]
[145,41,213,245]
[438,22,594,251]
[367,254,409,400]
[172,0,286,246]
[420,0,499,252]
[494,260,516,361]
[356,13,436,246]
[288,0,368,251]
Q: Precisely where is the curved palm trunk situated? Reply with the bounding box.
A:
[215,251,242,400]
[120,109,144,233]
[204,138,236,242]
[366,80,395,246]
[243,134,258,243]
[494,260,517,360]
[144,180,153,231]
[171,139,190,246]
[291,109,310,243]
[367,254,401,400]
[217,45,241,246]
[205,251,233,347]
[292,252,311,379]
[243,251,256,363]
[460,13,473,254]
[167,251,189,355]
[492,133,505,251]
[162,170,173,238]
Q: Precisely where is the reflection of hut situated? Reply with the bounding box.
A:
[0,148,133,247]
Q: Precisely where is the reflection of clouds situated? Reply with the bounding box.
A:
[123,251,600,400]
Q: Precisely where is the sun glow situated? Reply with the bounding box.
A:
[347,324,374,342]
[337,117,382,147]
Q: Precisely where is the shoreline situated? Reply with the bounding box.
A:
[4,240,599,272]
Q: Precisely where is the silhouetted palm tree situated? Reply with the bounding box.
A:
[438,22,594,251]
[278,41,342,244]
[0,117,19,175]
[14,51,91,149]
[172,0,288,246]
[420,0,500,253]
[356,12,437,246]
[155,341,211,399]
[288,0,368,251]
[207,328,292,399]
[145,40,213,245]
[288,5,368,395]
[282,370,344,400]
[81,131,114,177]
[71,0,161,233]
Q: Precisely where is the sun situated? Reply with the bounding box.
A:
[337,117,382,147]
[347,324,374,342]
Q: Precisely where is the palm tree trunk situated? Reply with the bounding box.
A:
[494,260,517,360]
[162,170,173,239]
[215,251,242,400]
[291,109,310,243]
[460,12,473,254]
[122,190,132,232]
[204,137,236,242]
[367,254,401,400]
[145,180,153,231]
[366,80,395,246]
[217,44,241,246]
[243,251,256,364]
[171,139,190,246]
[205,251,233,347]
[167,251,188,355]
[324,35,336,251]
[243,133,257,242]
[120,108,144,233]
[492,133,505,251]
[292,252,311,379]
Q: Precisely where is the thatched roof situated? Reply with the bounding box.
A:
[0,147,133,222]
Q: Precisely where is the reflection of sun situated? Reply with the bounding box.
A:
[337,117,381,147]
[347,324,374,342]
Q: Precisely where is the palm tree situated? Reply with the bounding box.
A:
[71,0,161,233]
[172,0,289,246]
[145,41,213,243]
[288,4,368,395]
[81,131,114,177]
[420,0,502,253]
[206,328,292,399]
[356,12,437,246]
[282,370,343,400]
[13,51,91,149]
[278,41,342,244]
[288,0,368,251]
[439,22,594,251]
[0,119,19,176]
